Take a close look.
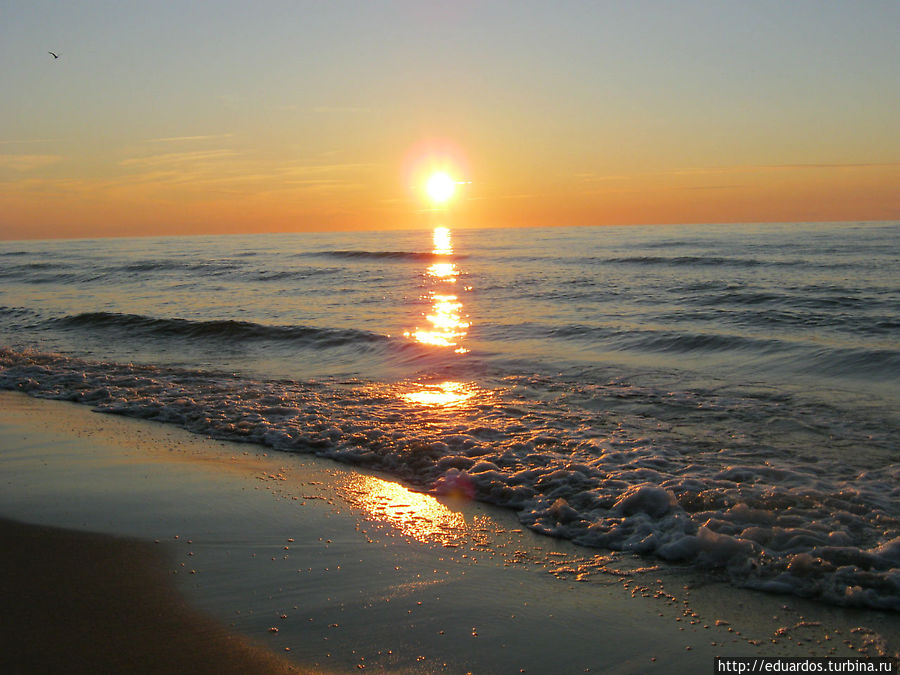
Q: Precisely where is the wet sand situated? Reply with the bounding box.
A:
[0,518,301,674]
[0,391,896,673]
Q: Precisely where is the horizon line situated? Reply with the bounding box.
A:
[1,218,897,244]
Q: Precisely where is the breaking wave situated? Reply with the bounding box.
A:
[2,347,898,612]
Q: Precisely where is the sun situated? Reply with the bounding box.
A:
[425,172,456,204]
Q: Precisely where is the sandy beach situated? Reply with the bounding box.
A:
[0,517,301,674]
[1,390,896,673]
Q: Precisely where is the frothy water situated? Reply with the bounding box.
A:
[2,221,898,610]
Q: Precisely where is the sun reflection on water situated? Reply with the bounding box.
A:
[404,226,470,354]
[402,380,477,407]
[400,227,481,410]
[427,262,458,279]
[432,226,453,255]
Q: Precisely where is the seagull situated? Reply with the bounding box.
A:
[48,51,59,59]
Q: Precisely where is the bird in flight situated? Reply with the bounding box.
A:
[48,51,59,59]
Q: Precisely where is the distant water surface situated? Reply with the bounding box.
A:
[2,221,898,610]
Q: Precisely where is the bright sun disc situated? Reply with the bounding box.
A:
[425,172,456,204]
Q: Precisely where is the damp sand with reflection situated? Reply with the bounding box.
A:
[5,391,895,672]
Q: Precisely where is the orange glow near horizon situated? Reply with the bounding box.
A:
[402,138,470,210]
[2,137,898,240]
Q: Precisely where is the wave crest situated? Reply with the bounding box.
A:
[49,312,390,348]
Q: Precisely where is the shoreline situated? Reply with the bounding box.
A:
[1,390,896,672]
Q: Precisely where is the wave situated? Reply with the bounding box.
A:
[1,346,898,612]
[685,290,898,313]
[800,346,900,379]
[0,262,73,279]
[483,322,776,355]
[620,329,900,379]
[603,255,857,269]
[480,320,900,381]
[654,307,898,338]
[1,259,348,286]
[0,306,40,322]
[620,329,779,355]
[249,268,341,282]
[114,260,243,274]
[608,255,769,267]
[0,259,244,284]
[48,312,390,348]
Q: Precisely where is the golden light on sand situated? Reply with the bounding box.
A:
[425,172,456,204]
[340,474,469,543]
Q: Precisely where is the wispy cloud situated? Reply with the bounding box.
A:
[145,134,234,143]
[0,154,63,171]
[108,147,381,200]
[0,139,58,146]
[668,162,900,176]
[1,146,381,204]
[762,162,900,170]
[574,172,634,183]
[311,105,373,114]
[119,149,238,168]
[495,193,537,200]
[578,162,900,185]
[279,162,378,176]
[678,184,743,191]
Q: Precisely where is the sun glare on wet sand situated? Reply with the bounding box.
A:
[339,474,480,544]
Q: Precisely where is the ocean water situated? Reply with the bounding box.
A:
[2,221,899,610]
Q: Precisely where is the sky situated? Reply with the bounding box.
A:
[1,0,898,240]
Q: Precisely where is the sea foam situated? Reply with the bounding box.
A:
[2,347,898,611]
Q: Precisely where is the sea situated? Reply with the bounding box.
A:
[1,220,898,611]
